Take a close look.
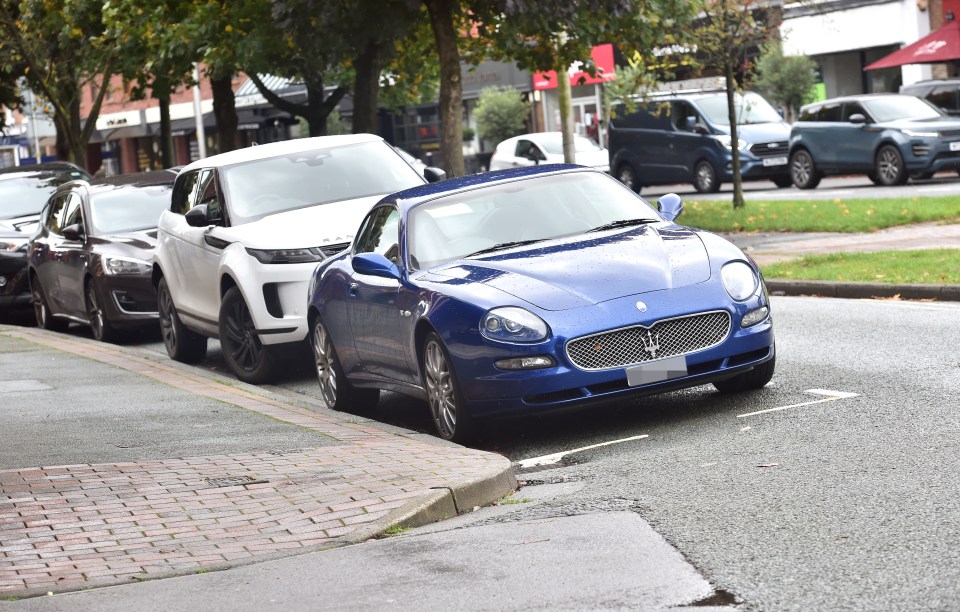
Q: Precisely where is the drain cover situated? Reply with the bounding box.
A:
[205,476,268,488]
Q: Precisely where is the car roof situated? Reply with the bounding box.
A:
[90,170,177,190]
[178,134,383,172]
[800,93,911,112]
[0,162,90,181]
[385,164,596,212]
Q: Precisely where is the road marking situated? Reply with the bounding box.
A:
[737,388,859,419]
[516,435,649,469]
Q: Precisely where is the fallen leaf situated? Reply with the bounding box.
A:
[740,426,752,432]
[757,463,779,468]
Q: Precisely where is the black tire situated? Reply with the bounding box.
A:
[157,276,207,364]
[86,280,119,343]
[875,145,907,186]
[30,275,68,332]
[693,160,721,193]
[423,332,476,443]
[219,287,277,384]
[789,149,821,189]
[616,163,640,193]
[772,176,793,189]
[311,316,379,412]
[713,356,776,393]
[867,173,883,186]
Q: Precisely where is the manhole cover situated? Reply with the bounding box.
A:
[205,476,269,488]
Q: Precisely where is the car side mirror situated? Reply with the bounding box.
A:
[657,193,684,222]
[848,113,867,124]
[62,223,84,241]
[185,205,213,227]
[424,167,446,183]
[352,252,401,280]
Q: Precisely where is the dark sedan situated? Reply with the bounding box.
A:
[0,162,91,311]
[28,171,175,341]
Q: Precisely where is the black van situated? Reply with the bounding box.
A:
[608,90,792,193]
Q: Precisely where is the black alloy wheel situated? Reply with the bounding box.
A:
[219,287,276,384]
[693,160,720,193]
[86,280,118,343]
[616,164,640,193]
[789,149,821,189]
[713,356,776,393]
[30,275,67,332]
[422,332,475,443]
[311,317,379,412]
[875,145,907,186]
[157,276,206,363]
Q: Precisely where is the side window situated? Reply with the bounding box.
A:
[515,139,534,158]
[171,170,201,215]
[672,102,700,132]
[928,85,958,114]
[841,103,866,121]
[797,106,818,122]
[61,193,84,231]
[44,194,69,235]
[816,103,842,122]
[196,170,222,221]
[354,206,400,264]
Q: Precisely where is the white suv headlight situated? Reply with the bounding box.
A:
[480,307,548,342]
[103,256,151,275]
[246,247,326,264]
[721,261,759,301]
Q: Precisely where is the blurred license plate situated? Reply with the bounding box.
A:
[762,157,788,166]
[626,355,688,387]
[950,142,960,151]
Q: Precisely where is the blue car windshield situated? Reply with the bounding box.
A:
[861,96,943,122]
[408,172,662,270]
[696,92,782,125]
[89,185,173,235]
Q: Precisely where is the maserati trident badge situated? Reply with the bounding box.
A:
[641,330,660,358]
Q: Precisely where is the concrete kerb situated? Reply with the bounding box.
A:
[766,279,960,301]
[0,325,518,598]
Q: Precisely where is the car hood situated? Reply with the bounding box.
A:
[215,195,382,249]
[427,224,711,311]
[881,117,960,130]
[91,230,158,258]
[715,122,790,142]
[544,148,610,169]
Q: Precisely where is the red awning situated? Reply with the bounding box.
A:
[865,20,960,70]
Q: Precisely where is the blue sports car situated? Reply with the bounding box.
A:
[306,165,775,442]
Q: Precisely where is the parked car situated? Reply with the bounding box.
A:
[488,132,610,173]
[392,146,428,174]
[306,164,776,442]
[788,93,960,188]
[608,90,792,193]
[1,162,91,312]
[900,79,960,117]
[27,170,176,340]
[153,134,440,384]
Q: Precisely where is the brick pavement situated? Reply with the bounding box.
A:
[0,327,516,598]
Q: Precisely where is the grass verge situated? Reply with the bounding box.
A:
[682,197,960,233]
[761,249,960,284]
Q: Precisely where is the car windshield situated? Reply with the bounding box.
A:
[407,172,662,270]
[221,141,425,225]
[0,169,89,219]
[861,96,943,122]
[696,92,783,125]
[88,185,173,235]
[535,133,603,155]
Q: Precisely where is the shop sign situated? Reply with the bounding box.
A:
[532,44,615,90]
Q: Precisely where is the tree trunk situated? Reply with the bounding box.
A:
[68,96,86,169]
[211,74,238,153]
[158,95,174,168]
[424,0,465,177]
[556,57,575,163]
[352,39,382,135]
[725,60,745,209]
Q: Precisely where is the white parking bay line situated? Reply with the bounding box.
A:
[516,435,649,469]
[737,388,860,419]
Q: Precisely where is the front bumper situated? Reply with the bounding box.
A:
[235,259,319,346]
[99,273,159,329]
[0,251,31,309]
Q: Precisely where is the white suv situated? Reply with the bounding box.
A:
[153,134,432,383]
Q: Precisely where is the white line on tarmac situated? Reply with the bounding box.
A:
[737,388,860,419]
[516,435,649,469]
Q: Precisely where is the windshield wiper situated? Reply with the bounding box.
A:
[587,218,659,233]
[466,239,546,258]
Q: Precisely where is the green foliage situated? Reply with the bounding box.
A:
[299,109,350,137]
[681,197,960,233]
[762,250,960,284]
[754,42,817,122]
[474,87,531,145]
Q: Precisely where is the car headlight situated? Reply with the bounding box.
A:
[717,135,748,150]
[103,256,151,275]
[721,261,759,301]
[480,307,548,342]
[902,129,938,138]
[246,247,326,264]
[0,237,29,253]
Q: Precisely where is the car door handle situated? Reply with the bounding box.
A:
[349,283,359,297]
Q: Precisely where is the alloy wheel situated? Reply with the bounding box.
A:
[424,339,457,439]
[86,283,104,340]
[32,282,48,328]
[877,147,903,185]
[158,284,177,353]
[222,297,262,372]
[312,321,337,407]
